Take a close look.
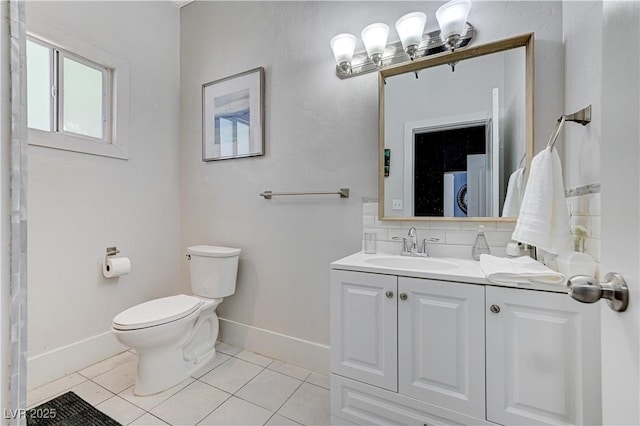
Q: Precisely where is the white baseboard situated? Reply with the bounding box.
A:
[27,331,128,390]
[28,320,331,390]
[219,318,330,375]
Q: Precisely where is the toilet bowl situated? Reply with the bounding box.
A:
[111,245,240,395]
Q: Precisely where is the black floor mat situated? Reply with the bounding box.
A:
[26,391,121,426]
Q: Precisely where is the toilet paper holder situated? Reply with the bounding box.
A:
[105,246,120,264]
[102,246,131,278]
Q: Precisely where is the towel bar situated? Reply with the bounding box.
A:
[547,105,592,149]
[560,104,592,125]
[260,188,350,199]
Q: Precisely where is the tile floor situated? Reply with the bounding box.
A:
[27,342,330,425]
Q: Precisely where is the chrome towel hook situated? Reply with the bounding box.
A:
[567,273,629,312]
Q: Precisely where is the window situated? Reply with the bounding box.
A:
[27,38,110,141]
[26,24,130,159]
[61,55,107,140]
[26,40,52,132]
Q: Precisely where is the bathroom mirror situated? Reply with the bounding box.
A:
[379,33,533,221]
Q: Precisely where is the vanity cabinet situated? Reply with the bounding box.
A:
[331,270,488,424]
[485,286,601,426]
[330,271,398,391]
[330,269,600,426]
[397,277,485,418]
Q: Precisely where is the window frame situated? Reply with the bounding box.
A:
[25,38,55,133]
[27,18,130,160]
[58,48,111,142]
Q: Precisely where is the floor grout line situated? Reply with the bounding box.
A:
[192,390,233,426]
[27,375,92,409]
[266,375,307,425]
[30,344,328,426]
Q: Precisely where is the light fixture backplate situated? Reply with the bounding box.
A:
[335,23,474,79]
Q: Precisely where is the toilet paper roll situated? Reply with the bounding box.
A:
[103,257,131,278]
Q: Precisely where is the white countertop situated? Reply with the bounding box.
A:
[331,251,568,294]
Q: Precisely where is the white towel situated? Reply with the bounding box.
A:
[511,147,571,255]
[479,254,566,285]
[501,167,525,217]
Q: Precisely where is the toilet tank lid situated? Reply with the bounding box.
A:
[113,294,202,330]
[187,245,241,258]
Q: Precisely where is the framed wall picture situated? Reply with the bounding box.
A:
[202,67,264,161]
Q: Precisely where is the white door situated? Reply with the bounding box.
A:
[397,277,485,419]
[485,286,600,425]
[330,270,398,391]
[599,2,640,423]
[491,87,500,216]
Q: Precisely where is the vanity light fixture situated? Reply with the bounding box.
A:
[330,33,357,74]
[361,23,390,67]
[436,0,472,51]
[330,0,474,79]
[395,12,427,60]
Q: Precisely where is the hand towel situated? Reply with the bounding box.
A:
[479,254,566,285]
[511,147,571,255]
[501,167,525,217]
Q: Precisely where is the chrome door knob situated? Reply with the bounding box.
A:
[567,273,629,312]
[385,291,394,299]
[399,293,408,301]
[490,304,500,314]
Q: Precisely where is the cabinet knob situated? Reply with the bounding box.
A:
[490,304,500,314]
[399,293,408,301]
[385,290,394,299]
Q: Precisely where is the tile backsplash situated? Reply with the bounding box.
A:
[566,191,601,276]
[363,190,601,271]
[362,202,515,259]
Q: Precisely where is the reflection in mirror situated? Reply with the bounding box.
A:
[379,34,533,221]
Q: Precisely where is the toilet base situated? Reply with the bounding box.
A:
[134,347,217,396]
[135,347,196,396]
[129,300,221,396]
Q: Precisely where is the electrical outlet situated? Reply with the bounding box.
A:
[392,199,403,210]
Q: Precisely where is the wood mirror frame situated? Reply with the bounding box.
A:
[378,33,534,222]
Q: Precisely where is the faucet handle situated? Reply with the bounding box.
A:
[392,236,409,254]
[421,237,440,256]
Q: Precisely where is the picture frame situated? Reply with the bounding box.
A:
[202,67,265,161]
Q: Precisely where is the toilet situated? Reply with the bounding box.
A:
[111,245,240,396]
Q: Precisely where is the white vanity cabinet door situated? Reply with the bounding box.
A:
[485,286,601,426]
[398,277,486,419]
[330,270,398,392]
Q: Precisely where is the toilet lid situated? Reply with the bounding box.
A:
[187,245,241,258]
[113,294,202,331]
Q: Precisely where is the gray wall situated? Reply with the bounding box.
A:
[180,1,564,353]
[562,1,602,189]
[27,1,181,387]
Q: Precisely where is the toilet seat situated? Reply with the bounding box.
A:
[113,294,202,331]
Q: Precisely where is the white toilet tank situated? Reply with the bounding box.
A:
[187,245,241,298]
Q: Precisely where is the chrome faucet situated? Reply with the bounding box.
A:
[407,227,418,254]
[393,227,439,257]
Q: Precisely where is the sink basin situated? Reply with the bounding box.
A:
[365,256,459,271]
